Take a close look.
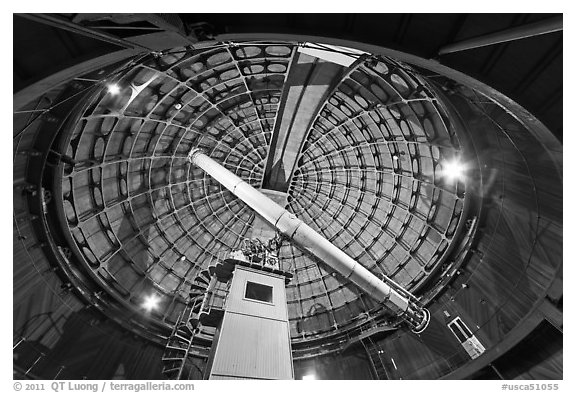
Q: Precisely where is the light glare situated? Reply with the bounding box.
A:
[441,159,466,182]
[302,374,316,380]
[142,293,160,312]
[107,83,121,96]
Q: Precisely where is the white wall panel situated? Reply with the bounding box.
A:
[210,312,293,379]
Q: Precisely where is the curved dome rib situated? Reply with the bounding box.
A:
[284,56,466,338]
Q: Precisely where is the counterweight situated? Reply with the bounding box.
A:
[188,148,430,332]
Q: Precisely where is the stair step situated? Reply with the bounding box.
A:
[165,347,187,354]
[192,334,212,343]
[167,340,189,347]
[163,356,183,361]
[165,345,189,351]
[178,325,193,333]
[174,331,192,338]
[166,341,188,346]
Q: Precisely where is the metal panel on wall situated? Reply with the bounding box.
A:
[210,312,293,380]
[208,265,293,379]
[225,266,289,321]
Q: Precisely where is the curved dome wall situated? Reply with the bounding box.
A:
[333,71,563,379]
[51,43,470,341]
[13,17,562,380]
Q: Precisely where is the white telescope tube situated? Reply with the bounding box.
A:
[189,148,430,332]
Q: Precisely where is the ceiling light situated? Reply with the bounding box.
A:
[107,83,121,96]
[441,159,467,182]
[302,374,316,380]
[142,293,161,312]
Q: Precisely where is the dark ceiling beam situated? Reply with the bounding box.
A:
[429,14,468,58]
[444,14,469,46]
[537,89,562,117]
[14,49,137,110]
[13,57,30,81]
[344,14,356,34]
[20,13,152,52]
[395,14,413,44]
[479,14,530,75]
[438,15,562,56]
[52,27,82,58]
[512,40,562,94]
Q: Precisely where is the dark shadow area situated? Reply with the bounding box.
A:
[492,320,562,379]
[14,308,165,380]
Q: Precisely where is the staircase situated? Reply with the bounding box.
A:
[161,300,200,380]
[162,269,211,380]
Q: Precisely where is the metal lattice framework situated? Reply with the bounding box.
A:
[56,42,466,339]
[282,58,466,339]
[60,43,295,324]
